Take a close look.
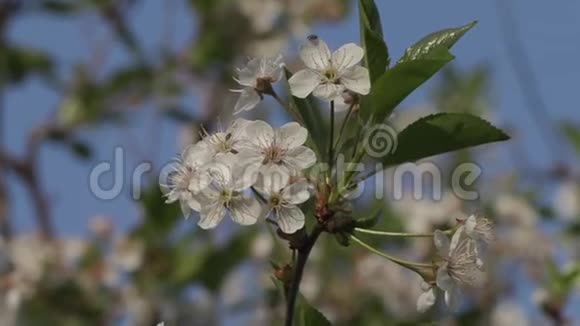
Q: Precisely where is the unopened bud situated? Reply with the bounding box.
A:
[307,34,320,46]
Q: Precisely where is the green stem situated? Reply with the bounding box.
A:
[354,227,453,238]
[271,91,304,125]
[328,100,335,172]
[350,235,432,269]
[333,103,355,158]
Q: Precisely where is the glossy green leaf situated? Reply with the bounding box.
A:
[358,0,383,37]
[358,0,389,82]
[382,113,509,166]
[363,26,389,83]
[400,21,477,63]
[296,295,332,326]
[364,46,454,123]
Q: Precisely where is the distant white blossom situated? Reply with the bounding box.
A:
[195,154,262,229]
[254,168,311,233]
[494,194,538,226]
[289,36,370,100]
[232,55,284,114]
[238,120,316,174]
[553,180,580,221]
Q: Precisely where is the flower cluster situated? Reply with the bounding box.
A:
[417,215,494,312]
[163,36,371,234]
[161,118,317,234]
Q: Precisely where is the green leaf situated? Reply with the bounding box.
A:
[382,113,509,166]
[562,122,580,155]
[364,46,454,123]
[358,0,389,82]
[296,295,332,326]
[284,68,327,156]
[363,26,389,83]
[358,0,383,37]
[400,21,477,63]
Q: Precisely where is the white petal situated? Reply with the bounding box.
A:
[449,226,464,254]
[245,120,274,148]
[436,263,454,292]
[234,88,261,114]
[198,201,226,229]
[276,206,305,234]
[182,142,213,166]
[331,43,364,72]
[229,196,262,225]
[207,160,233,189]
[237,150,264,168]
[464,215,477,236]
[276,122,308,149]
[180,199,192,218]
[283,146,317,170]
[232,162,260,191]
[340,66,370,95]
[288,69,321,98]
[312,83,343,100]
[299,39,331,70]
[444,286,461,311]
[263,54,284,82]
[474,240,486,269]
[186,193,201,212]
[433,230,450,256]
[236,58,261,87]
[188,170,211,193]
[281,181,311,205]
[416,288,436,313]
[259,165,290,194]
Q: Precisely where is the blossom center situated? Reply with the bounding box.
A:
[219,189,233,205]
[323,68,339,83]
[262,146,284,165]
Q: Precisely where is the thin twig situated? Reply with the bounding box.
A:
[284,224,323,326]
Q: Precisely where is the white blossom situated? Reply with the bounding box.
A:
[460,214,494,269]
[198,118,251,157]
[195,154,263,229]
[288,36,370,100]
[553,180,580,221]
[161,143,212,218]
[254,168,311,233]
[238,120,316,174]
[434,230,483,310]
[232,55,284,114]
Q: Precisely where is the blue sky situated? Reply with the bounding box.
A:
[4,0,580,236]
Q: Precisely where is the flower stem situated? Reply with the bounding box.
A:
[333,103,355,159]
[354,227,453,238]
[270,91,304,125]
[350,235,432,269]
[284,224,323,326]
[328,100,335,173]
